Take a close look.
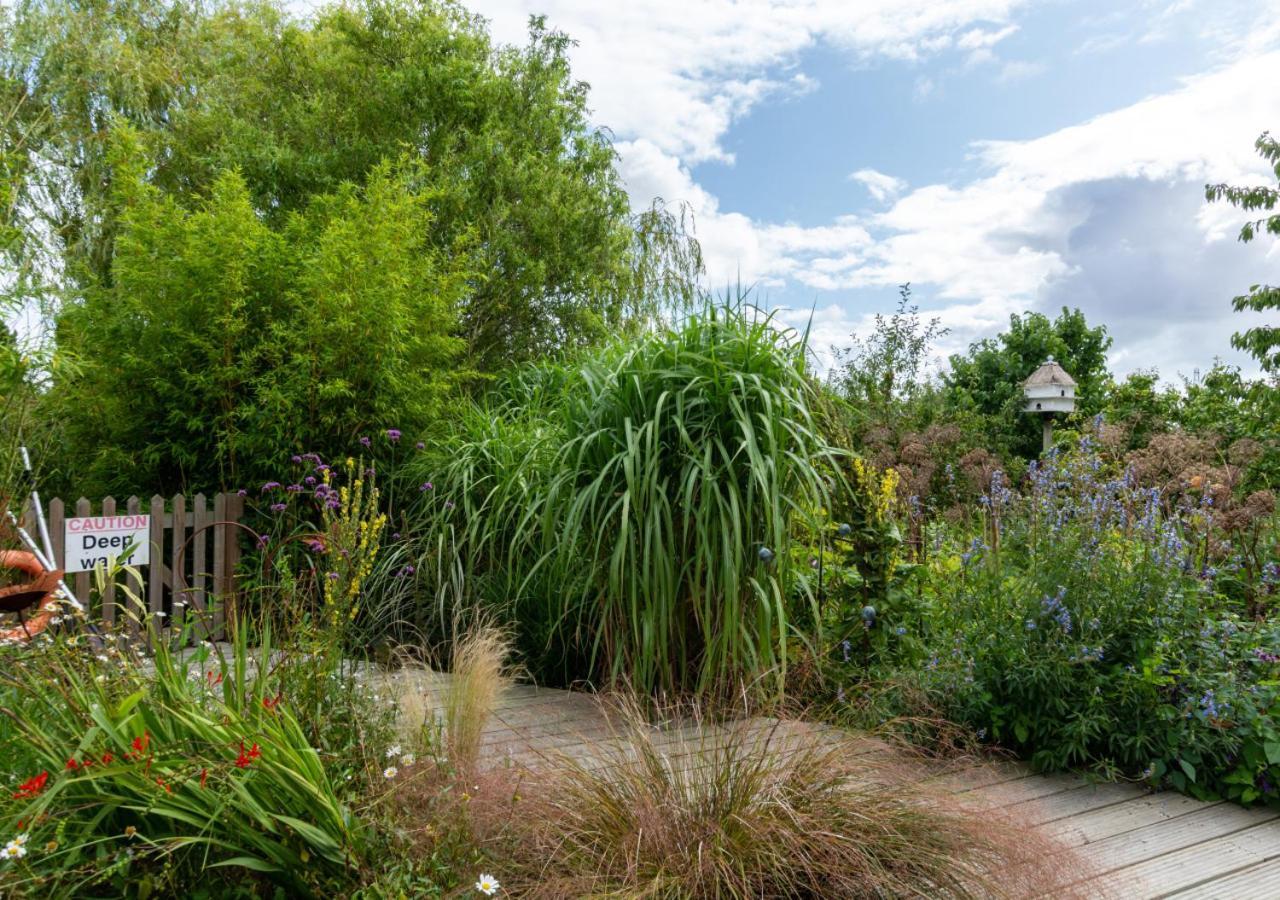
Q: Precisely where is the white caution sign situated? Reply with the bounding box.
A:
[64,515,151,573]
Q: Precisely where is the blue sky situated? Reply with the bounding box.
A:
[694,3,1234,224]
[471,0,1280,380]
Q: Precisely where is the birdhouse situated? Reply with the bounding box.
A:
[1023,357,1076,451]
[1023,357,1076,414]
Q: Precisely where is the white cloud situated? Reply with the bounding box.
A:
[617,139,873,289]
[468,0,1280,376]
[849,169,908,203]
[641,47,1280,375]
[799,50,1280,374]
[996,59,1046,82]
[472,0,1031,164]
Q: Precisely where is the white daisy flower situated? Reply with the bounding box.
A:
[400,753,415,766]
[2,841,26,860]
[383,766,398,780]
[385,744,401,759]
[475,873,499,895]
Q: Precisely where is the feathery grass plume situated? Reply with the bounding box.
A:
[443,625,511,774]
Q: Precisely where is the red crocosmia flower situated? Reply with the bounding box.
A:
[206,671,223,687]
[262,694,282,711]
[100,752,113,765]
[234,741,262,769]
[156,777,172,794]
[131,732,150,756]
[65,758,79,771]
[14,771,49,799]
[199,768,208,789]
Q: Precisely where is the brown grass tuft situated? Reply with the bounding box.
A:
[452,700,1080,898]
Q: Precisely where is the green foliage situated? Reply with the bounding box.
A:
[404,302,836,699]
[945,307,1112,458]
[829,283,949,435]
[809,458,925,678]
[3,0,697,377]
[0,621,397,897]
[1172,363,1280,489]
[856,439,1280,805]
[1206,132,1280,372]
[1101,370,1180,451]
[45,150,467,495]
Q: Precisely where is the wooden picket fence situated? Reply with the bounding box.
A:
[24,493,246,641]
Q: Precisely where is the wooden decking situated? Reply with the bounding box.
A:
[376,669,1280,898]
[953,761,1280,897]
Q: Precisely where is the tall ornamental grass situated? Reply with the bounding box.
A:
[408,302,836,699]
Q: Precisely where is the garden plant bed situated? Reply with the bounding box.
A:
[377,666,1280,899]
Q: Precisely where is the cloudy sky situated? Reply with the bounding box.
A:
[469,0,1280,380]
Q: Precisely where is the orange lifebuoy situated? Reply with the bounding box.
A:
[0,550,64,642]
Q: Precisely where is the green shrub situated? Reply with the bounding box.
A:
[864,438,1280,805]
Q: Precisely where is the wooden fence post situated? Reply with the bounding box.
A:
[212,492,227,641]
[171,493,186,638]
[192,493,209,640]
[49,498,65,574]
[73,498,91,610]
[148,495,165,642]
[225,492,243,635]
[125,496,143,640]
[101,497,117,630]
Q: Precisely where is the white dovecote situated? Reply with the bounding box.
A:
[1023,357,1076,451]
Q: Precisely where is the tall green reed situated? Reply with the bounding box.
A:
[405,301,837,700]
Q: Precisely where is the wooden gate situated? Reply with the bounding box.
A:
[28,493,246,641]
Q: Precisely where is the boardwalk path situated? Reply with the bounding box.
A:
[373,670,1279,898]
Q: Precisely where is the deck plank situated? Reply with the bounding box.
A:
[1009,780,1145,825]
[1047,793,1218,845]
[1167,856,1280,900]
[1077,817,1280,897]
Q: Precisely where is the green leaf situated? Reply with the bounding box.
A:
[1264,741,1280,766]
[208,856,283,874]
[1179,759,1197,783]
